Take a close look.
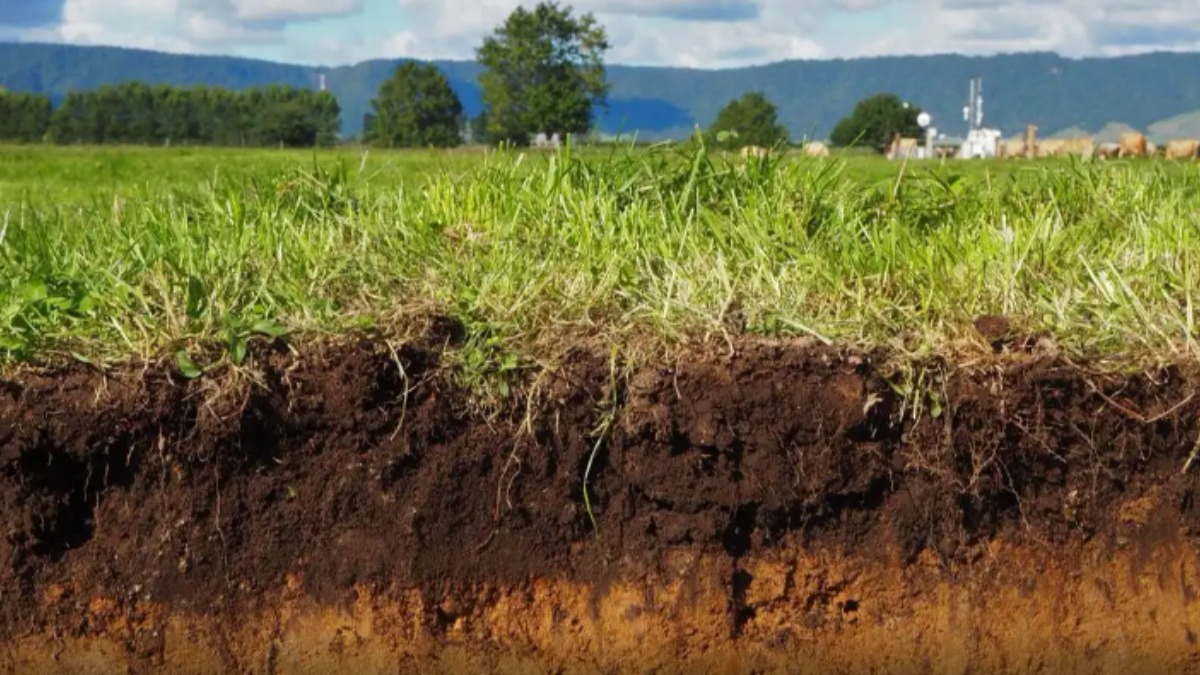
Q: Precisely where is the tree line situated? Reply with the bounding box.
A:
[0,88,52,143]
[364,1,608,149]
[2,1,619,149]
[0,82,339,147]
[703,89,924,153]
[1,0,921,153]
[362,1,922,153]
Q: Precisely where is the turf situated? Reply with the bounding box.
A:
[3,140,1200,375]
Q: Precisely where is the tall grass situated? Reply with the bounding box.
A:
[3,138,1200,372]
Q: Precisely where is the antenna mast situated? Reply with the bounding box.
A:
[963,77,984,133]
[975,77,984,129]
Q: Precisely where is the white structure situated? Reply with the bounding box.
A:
[917,112,935,159]
[959,128,1003,159]
[533,132,561,149]
[887,108,934,160]
[957,77,1002,159]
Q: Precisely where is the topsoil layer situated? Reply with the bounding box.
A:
[4,321,1200,673]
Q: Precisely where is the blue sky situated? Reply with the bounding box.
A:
[4,0,1200,68]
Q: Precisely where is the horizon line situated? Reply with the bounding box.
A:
[2,40,1197,74]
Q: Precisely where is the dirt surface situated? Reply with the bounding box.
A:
[4,321,1200,673]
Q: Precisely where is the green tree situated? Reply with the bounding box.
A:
[366,62,463,148]
[256,100,319,147]
[47,92,87,143]
[476,1,610,146]
[829,92,923,152]
[41,80,340,147]
[0,90,52,142]
[709,91,789,149]
[312,90,341,147]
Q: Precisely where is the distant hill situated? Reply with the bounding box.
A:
[1037,116,1200,144]
[1090,122,1138,143]
[1148,111,1200,141]
[1047,126,1091,140]
[3,42,1200,141]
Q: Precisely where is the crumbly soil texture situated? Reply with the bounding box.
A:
[4,319,1200,673]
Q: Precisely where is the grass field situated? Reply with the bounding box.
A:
[3,141,1200,376]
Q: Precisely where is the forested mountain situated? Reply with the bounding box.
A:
[3,42,1200,141]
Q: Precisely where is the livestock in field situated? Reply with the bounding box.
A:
[1097,142,1121,159]
[533,132,562,150]
[1118,131,1147,158]
[1036,139,1066,157]
[1164,139,1200,159]
[999,138,1026,158]
[804,141,830,157]
[1024,124,1038,159]
[1060,137,1095,158]
[1039,137,1094,158]
[1147,142,1160,156]
[887,135,919,160]
[740,145,769,159]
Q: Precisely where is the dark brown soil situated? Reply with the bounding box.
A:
[4,320,1200,659]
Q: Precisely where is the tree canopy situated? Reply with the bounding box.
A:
[366,62,464,148]
[829,93,923,152]
[709,91,789,149]
[255,101,321,148]
[475,1,610,146]
[0,90,52,142]
[37,81,339,147]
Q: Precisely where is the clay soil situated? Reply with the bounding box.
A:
[5,320,1200,674]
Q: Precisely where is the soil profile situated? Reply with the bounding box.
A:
[4,322,1200,673]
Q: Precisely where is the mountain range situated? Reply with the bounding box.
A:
[3,42,1200,142]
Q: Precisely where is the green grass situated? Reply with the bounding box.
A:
[3,139,1200,379]
[0,145,489,203]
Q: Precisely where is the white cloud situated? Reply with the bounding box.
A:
[600,12,824,66]
[228,0,361,22]
[859,0,1200,58]
[370,0,1200,68]
[376,0,517,60]
[377,0,839,66]
[587,0,760,21]
[12,0,1200,68]
[24,0,362,54]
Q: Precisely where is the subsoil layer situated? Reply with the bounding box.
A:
[4,323,1200,673]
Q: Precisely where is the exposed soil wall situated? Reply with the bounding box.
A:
[4,324,1200,673]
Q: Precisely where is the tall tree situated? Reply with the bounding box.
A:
[366,62,464,148]
[312,90,341,147]
[709,91,789,149]
[476,1,610,146]
[0,90,52,142]
[256,100,319,148]
[830,93,923,152]
[47,92,87,143]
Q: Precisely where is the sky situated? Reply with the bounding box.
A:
[3,0,1200,68]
